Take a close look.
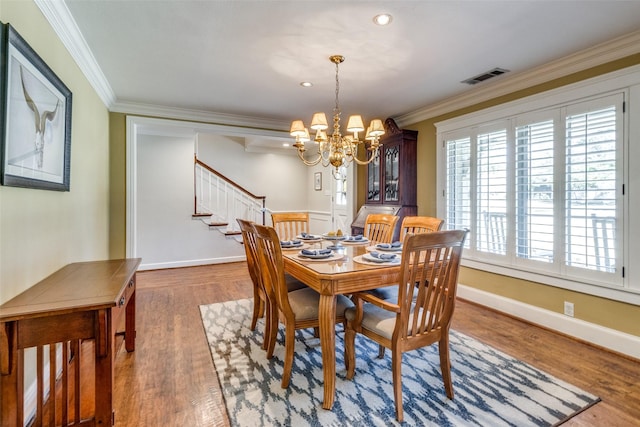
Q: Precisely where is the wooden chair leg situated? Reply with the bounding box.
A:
[391,348,404,423]
[261,299,271,351]
[250,288,261,331]
[344,321,356,379]
[439,334,454,399]
[281,324,296,388]
[265,306,278,358]
[377,345,386,359]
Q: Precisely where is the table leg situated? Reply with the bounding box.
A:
[319,294,337,410]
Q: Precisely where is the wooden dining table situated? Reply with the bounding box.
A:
[282,239,402,410]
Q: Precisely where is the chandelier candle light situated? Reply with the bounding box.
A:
[290,55,385,178]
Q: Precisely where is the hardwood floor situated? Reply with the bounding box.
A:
[110,262,640,426]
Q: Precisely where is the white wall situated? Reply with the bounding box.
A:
[133,127,336,269]
[136,134,245,269]
[197,133,310,212]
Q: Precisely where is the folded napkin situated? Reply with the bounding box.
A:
[300,232,318,239]
[369,251,398,261]
[281,239,302,246]
[376,241,402,249]
[301,248,332,256]
[345,235,364,241]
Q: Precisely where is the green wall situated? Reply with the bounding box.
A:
[0,0,111,303]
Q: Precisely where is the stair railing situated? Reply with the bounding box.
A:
[194,156,265,233]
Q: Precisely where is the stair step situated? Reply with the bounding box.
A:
[223,231,242,236]
[192,213,212,218]
[208,222,228,227]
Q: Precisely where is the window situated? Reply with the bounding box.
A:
[439,92,625,291]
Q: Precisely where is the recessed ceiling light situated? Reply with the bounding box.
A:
[282,143,290,147]
[300,81,313,87]
[373,14,392,26]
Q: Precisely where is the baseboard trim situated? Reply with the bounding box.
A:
[458,284,640,360]
[139,256,245,271]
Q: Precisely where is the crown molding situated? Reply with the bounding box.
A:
[39,2,639,132]
[35,0,116,108]
[395,30,640,127]
[111,100,290,131]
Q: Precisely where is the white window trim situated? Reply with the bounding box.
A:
[436,64,640,306]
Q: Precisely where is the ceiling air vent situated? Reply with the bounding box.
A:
[461,67,510,85]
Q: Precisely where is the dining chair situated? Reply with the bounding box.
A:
[252,223,354,388]
[369,215,446,356]
[237,219,307,350]
[363,213,399,244]
[237,219,267,335]
[344,229,468,422]
[399,216,445,240]
[271,212,310,241]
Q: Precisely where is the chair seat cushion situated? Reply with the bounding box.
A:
[345,303,427,340]
[288,288,354,321]
[364,286,398,301]
[346,304,396,339]
[285,274,307,292]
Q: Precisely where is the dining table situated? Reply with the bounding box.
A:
[281,237,402,410]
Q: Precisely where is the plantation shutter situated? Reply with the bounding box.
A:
[565,97,620,274]
[515,119,555,263]
[445,136,471,246]
[476,129,508,255]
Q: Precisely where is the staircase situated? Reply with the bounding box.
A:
[193,157,266,235]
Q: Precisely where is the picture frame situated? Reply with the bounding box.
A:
[0,23,73,191]
[314,172,322,191]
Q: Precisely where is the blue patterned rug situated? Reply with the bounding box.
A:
[199,299,599,426]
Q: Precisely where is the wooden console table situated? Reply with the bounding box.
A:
[0,258,141,427]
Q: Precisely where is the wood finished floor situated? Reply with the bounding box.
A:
[111,262,640,426]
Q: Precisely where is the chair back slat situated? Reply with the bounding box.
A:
[253,224,293,316]
[364,214,399,243]
[396,230,467,342]
[237,219,260,286]
[271,212,310,240]
[399,216,445,241]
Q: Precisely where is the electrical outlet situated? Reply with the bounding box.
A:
[564,301,574,317]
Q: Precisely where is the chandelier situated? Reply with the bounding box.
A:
[290,55,385,178]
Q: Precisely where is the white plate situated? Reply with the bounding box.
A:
[297,234,322,241]
[363,253,400,263]
[298,250,333,259]
[341,237,369,245]
[375,244,403,252]
[322,234,347,241]
[281,242,303,248]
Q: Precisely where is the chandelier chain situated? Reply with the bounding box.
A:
[334,60,340,117]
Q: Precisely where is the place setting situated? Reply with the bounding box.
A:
[292,248,345,262]
[296,232,323,243]
[279,239,309,251]
[354,250,401,266]
[365,241,403,253]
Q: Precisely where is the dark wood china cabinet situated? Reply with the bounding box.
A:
[352,118,417,239]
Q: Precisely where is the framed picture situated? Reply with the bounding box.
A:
[1,23,72,191]
[314,172,322,191]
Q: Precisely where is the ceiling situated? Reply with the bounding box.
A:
[56,1,640,147]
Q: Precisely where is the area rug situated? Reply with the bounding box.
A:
[199,299,599,426]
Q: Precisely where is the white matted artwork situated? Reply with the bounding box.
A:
[1,23,72,191]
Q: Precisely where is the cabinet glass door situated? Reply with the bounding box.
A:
[367,152,380,202]
[384,145,400,202]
